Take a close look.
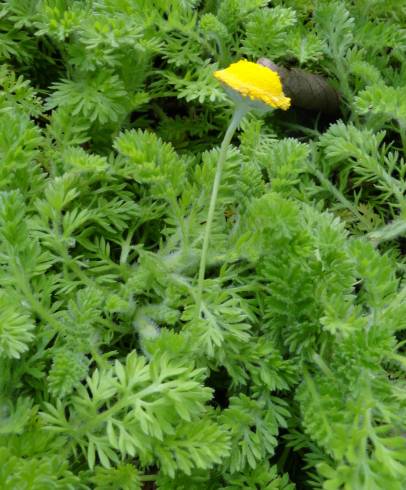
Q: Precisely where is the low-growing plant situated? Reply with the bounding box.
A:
[0,0,405,489]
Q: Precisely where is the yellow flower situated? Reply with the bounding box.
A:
[214,59,291,110]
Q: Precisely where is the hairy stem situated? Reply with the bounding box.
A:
[399,119,406,159]
[312,167,363,221]
[196,107,246,313]
[366,217,406,245]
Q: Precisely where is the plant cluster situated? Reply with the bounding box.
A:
[0,0,405,488]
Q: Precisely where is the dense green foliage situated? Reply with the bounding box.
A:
[1,0,405,488]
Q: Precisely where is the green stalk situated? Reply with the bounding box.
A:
[312,167,363,221]
[399,119,406,158]
[366,217,406,245]
[196,106,246,313]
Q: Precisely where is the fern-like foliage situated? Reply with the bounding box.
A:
[0,1,405,488]
[41,351,229,475]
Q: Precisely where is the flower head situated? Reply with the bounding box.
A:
[214,59,291,110]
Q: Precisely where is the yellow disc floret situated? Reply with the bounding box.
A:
[214,59,291,110]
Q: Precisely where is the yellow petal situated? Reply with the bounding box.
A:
[214,59,291,110]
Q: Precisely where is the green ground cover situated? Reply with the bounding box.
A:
[0,1,405,488]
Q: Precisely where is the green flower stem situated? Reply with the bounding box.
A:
[196,106,247,313]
